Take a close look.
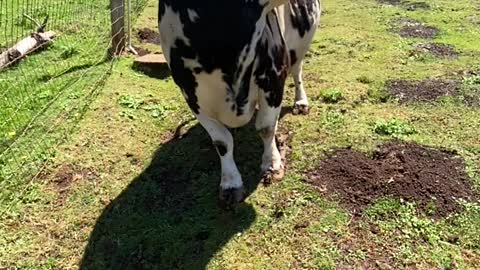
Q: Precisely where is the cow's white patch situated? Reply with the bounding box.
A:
[194,69,256,128]
[158,6,189,63]
[187,9,199,22]
[182,57,201,70]
[196,113,243,189]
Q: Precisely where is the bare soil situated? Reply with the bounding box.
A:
[393,18,440,39]
[48,164,98,204]
[411,43,459,59]
[137,28,161,45]
[386,79,459,103]
[306,142,479,217]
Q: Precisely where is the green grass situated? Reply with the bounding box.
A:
[320,88,344,103]
[1,0,480,269]
[0,0,112,185]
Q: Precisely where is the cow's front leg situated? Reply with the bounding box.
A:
[256,93,284,184]
[197,113,244,205]
[292,61,310,115]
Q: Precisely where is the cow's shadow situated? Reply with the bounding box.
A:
[80,120,268,269]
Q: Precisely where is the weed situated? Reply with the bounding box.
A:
[320,88,343,103]
[367,200,442,244]
[374,119,416,138]
[459,75,480,105]
[143,104,171,119]
[118,95,144,109]
[58,44,79,59]
[321,109,344,128]
[463,75,480,86]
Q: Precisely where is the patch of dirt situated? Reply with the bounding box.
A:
[393,18,440,39]
[137,28,161,45]
[386,79,459,103]
[306,142,479,217]
[463,94,480,107]
[411,43,459,59]
[48,164,98,203]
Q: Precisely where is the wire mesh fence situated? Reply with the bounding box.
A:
[0,0,148,211]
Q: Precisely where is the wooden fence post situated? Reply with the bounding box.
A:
[110,0,125,56]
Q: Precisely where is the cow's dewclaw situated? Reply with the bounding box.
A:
[292,104,310,115]
[262,167,285,186]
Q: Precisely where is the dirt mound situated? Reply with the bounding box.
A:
[412,43,459,59]
[386,79,459,103]
[137,28,161,45]
[307,142,478,217]
[393,18,439,39]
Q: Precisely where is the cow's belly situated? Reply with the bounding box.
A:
[193,69,258,128]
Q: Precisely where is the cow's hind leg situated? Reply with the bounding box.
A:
[197,113,244,205]
[256,92,284,184]
[292,61,309,115]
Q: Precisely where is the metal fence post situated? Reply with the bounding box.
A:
[110,0,126,56]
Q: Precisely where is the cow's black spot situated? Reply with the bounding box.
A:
[289,50,298,66]
[169,39,200,113]
[193,67,203,74]
[254,14,288,108]
[213,141,228,156]
[235,62,254,116]
[290,0,316,37]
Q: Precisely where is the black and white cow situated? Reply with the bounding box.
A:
[158,0,320,204]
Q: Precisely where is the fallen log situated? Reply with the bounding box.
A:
[0,31,56,70]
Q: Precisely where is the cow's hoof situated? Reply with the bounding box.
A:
[292,104,309,115]
[262,168,285,186]
[219,187,245,209]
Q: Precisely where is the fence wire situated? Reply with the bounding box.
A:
[0,0,148,211]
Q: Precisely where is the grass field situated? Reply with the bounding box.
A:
[0,0,114,197]
[1,0,479,269]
